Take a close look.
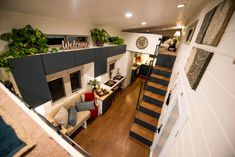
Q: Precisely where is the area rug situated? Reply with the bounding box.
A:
[0,107,36,157]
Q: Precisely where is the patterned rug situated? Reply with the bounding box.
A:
[0,107,36,157]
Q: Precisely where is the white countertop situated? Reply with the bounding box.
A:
[100,76,125,91]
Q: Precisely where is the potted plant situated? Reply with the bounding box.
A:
[0,25,57,71]
[109,36,124,45]
[87,79,100,91]
[91,28,110,46]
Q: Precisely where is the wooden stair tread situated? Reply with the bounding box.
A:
[140,101,162,114]
[154,66,172,73]
[136,111,158,127]
[144,91,165,102]
[150,74,170,82]
[159,49,177,56]
[131,123,154,142]
[147,82,167,91]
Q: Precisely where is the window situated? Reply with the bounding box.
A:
[70,71,82,92]
[48,78,65,102]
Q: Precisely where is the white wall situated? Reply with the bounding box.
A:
[122,32,162,55]
[0,10,122,51]
[165,1,235,157]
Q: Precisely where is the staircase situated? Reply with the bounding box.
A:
[129,51,176,146]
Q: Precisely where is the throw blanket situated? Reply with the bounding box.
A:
[0,107,36,157]
[0,116,26,157]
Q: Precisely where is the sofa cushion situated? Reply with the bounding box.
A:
[75,101,95,111]
[68,106,77,127]
[54,107,68,128]
[66,111,90,135]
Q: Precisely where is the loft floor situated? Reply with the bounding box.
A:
[72,78,149,157]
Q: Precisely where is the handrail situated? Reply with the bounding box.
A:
[136,38,163,110]
[136,80,145,110]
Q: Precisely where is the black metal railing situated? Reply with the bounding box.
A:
[136,39,162,110]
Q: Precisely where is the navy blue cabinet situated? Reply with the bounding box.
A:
[139,64,152,77]
[94,48,107,77]
[41,51,76,75]
[10,56,51,108]
[156,54,176,69]
[75,49,94,66]
[107,45,126,57]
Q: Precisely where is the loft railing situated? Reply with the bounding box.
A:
[9,90,92,157]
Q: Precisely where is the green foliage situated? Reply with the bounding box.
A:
[110,36,124,45]
[91,28,110,45]
[87,79,99,88]
[0,25,53,70]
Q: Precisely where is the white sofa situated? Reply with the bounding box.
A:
[46,92,90,136]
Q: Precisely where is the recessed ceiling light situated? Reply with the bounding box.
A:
[177,4,185,8]
[141,22,147,25]
[125,12,133,18]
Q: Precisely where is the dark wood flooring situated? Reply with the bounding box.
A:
[72,78,149,157]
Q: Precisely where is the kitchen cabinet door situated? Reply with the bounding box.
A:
[75,49,94,66]
[107,45,126,57]
[94,48,107,77]
[41,51,76,75]
[10,56,51,108]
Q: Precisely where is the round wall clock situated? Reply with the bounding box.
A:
[136,36,148,50]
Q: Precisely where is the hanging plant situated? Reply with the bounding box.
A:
[109,36,124,45]
[0,25,56,71]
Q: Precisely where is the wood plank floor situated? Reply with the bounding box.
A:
[72,78,149,157]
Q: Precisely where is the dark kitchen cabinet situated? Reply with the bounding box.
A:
[75,49,94,66]
[131,65,140,83]
[139,64,152,77]
[107,45,126,57]
[41,51,76,75]
[94,48,107,77]
[102,92,114,114]
[10,56,51,108]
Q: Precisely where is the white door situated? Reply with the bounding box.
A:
[150,77,188,157]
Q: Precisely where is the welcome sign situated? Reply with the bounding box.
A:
[61,40,89,50]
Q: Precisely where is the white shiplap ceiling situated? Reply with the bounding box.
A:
[0,0,209,29]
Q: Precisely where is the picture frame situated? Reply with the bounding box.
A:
[185,47,213,90]
[185,20,198,44]
[196,0,235,46]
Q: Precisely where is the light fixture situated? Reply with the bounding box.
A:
[141,22,147,25]
[146,30,150,32]
[174,31,181,37]
[177,4,185,8]
[125,12,133,18]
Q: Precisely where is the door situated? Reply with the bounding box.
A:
[150,76,188,157]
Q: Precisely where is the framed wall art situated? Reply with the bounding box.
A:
[185,47,214,90]
[196,0,235,46]
[185,20,198,44]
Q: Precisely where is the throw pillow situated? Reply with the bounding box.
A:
[54,107,68,128]
[84,92,95,102]
[68,106,77,127]
[75,101,95,111]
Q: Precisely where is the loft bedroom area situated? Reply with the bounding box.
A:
[0,0,235,157]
